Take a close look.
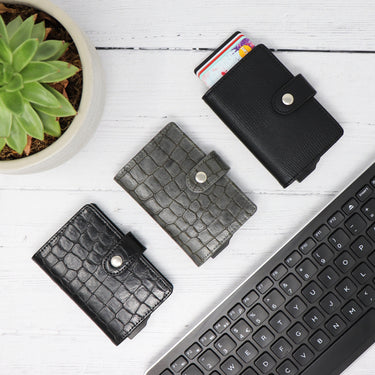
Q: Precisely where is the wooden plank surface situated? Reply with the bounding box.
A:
[0,1,374,375]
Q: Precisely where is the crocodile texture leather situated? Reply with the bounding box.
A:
[32,204,173,345]
[115,122,257,266]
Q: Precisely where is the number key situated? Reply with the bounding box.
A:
[313,244,334,266]
[264,289,285,311]
[329,228,350,250]
[198,350,220,371]
[231,320,252,341]
[247,304,269,326]
[296,259,318,281]
[280,274,301,296]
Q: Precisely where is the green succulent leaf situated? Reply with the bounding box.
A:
[37,110,61,137]
[0,38,12,64]
[34,85,77,117]
[0,137,6,152]
[0,90,25,115]
[5,73,23,92]
[9,15,36,51]
[13,38,38,72]
[21,61,59,83]
[41,61,80,83]
[6,16,22,39]
[16,101,44,140]
[21,81,60,107]
[31,21,45,42]
[3,63,14,83]
[48,42,69,61]
[33,40,67,61]
[0,99,12,137]
[0,16,8,42]
[6,116,27,154]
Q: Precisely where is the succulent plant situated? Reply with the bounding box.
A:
[0,14,79,155]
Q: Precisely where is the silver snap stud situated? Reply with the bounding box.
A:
[282,93,294,106]
[195,171,207,184]
[110,255,123,268]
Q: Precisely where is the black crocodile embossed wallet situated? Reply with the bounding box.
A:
[202,44,344,188]
[32,204,173,345]
[114,122,257,266]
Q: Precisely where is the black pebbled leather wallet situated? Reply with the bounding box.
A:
[115,122,257,266]
[202,44,344,188]
[32,204,173,345]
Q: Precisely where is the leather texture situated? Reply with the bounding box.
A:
[32,204,173,345]
[114,122,257,266]
[203,44,344,188]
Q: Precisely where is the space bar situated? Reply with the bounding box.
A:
[301,309,375,375]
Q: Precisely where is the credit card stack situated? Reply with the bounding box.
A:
[195,31,255,87]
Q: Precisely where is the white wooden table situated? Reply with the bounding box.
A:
[1,1,374,374]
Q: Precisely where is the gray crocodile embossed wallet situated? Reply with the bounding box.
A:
[114,122,257,266]
[33,204,173,345]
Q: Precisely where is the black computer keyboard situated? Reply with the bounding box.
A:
[145,163,375,375]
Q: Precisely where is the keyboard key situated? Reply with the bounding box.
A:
[368,224,375,241]
[253,327,274,348]
[362,198,375,220]
[257,277,273,294]
[271,338,292,359]
[329,228,350,250]
[199,330,216,346]
[302,281,322,303]
[220,357,242,375]
[369,251,375,267]
[328,211,345,228]
[228,304,245,321]
[318,266,339,288]
[351,236,373,258]
[293,345,314,366]
[247,304,269,326]
[263,289,285,311]
[198,350,220,371]
[213,317,230,333]
[342,300,362,321]
[285,251,302,267]
[236,341,258,363]
[314,225,330,241]
[358,285,375,306]
[231,320,252,341]
[309,330,330,351]
[269,311,291,333]
[303,307,324,329]
[161,370,173,375]
[371,176,375,188]
[242,291,259,307]
[240,369,258,375]
[320,293,341,314]
[171,356,188,372]
[345,214,367,235]
[336,278,357,299]
[271,264,287,281]
[280,274,301,296]
[296,259,318,281]
[181,365,203,375]
[255,352,276,374]
[214,334,236,356]
[299,238,316,254]
[342,198,358,215]
[335,251,356,273]
[357,185,373,201]
[326,315,347,336]
[285,296,307,318]
[313,244,334,266]
[352,263,372,284]
[277,360,298,375]
[185,343,202,359]
[287,322,308,344]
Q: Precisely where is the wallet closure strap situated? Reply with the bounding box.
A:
[272,74,317,115]
[103,232,146,275]
[186,151,230,193]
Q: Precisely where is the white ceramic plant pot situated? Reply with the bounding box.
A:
[0,0,104,174]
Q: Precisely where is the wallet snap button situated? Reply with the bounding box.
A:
[282,93,294,106]
[110,255,123,268]
[195,171,207,184]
